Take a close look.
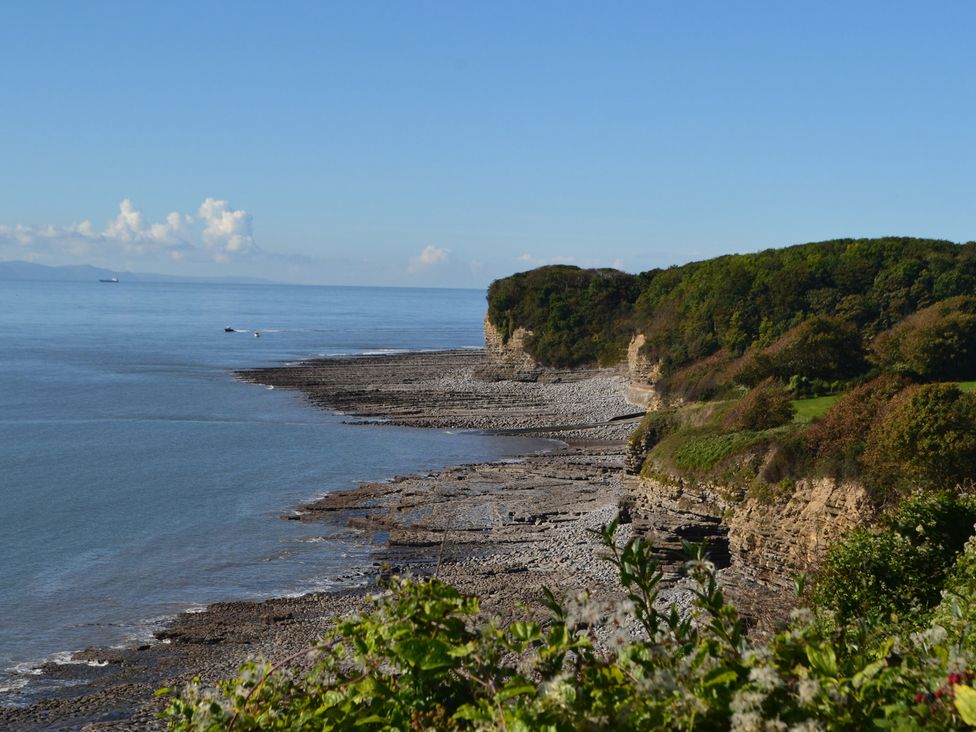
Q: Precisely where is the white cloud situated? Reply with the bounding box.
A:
[407,244,449,273]
[198,198,255,257]
[0,198,257,266]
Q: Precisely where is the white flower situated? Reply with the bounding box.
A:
[749,665,783,692]
[730,711,764,732]
[789,720,824,732]
[743,647,772,664]
[911,625,948,648]
[730,689,767,714]
[797,677,820,705]
[948,654,971,674]
[789,607,815,626]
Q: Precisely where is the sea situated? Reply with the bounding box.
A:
[0,280,553,703]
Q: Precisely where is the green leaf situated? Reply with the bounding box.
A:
[702,667,739,687]
[448,641,477,657]
[354,715,386,725]
[392,638,455,670]
[806,643,838,677]
[510,622,541,642]
[496,683,537,701]
[954,684,976,726]
[851,659,887,689]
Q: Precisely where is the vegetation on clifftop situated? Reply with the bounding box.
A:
[487,238,976,385]
[487,266,641,367]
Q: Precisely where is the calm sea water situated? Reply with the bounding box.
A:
[0,281,551,701]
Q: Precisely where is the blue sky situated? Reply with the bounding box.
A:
[0,1,973,286]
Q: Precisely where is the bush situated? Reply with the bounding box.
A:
[815,492,976,625]
[164,521,976,731]
[737,316,867,386]
[933,531,976,652]
[804,374,912,479]
[871,296,976,380]
[721,378,795,432]
[489,238,976,375]
[864,383,976,497]
[655,349,745,401]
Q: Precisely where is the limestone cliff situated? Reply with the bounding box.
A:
[625,334,664,408]
[480,315,542,381]
[626,472,873,630]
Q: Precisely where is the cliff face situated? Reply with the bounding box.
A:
[481,315,542,381]
[481,320,662,411]
[626,472,872,630]
[625,334,664,408]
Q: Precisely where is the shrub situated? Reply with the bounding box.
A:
[933,531,976,652]
[490,238,976,375]
[721,378,795,432]
[655,349,745,401]
[804,374,912,479]
[164,521,976,731]
[737,316,867,386]
[871,296,976,380]
[815,492,976,625]
[628,410,677,452]
[864,383,976,497]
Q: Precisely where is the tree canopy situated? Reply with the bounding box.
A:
[487,238,976,377]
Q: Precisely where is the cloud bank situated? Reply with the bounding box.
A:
[0,198,257,267]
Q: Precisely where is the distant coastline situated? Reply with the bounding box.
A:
[0,259,277,285]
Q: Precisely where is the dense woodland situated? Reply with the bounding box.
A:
[487,237,976,384]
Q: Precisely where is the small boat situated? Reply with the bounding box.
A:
[224,326,235,332]
[254,331,261,338]
[99,277,119,283]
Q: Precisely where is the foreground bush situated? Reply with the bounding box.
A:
[815,492,976,626]
[164,520,976,731]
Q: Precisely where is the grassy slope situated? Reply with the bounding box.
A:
[791,395,840,423]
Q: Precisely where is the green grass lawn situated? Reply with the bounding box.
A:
[791,394,840,423]
[959,381,976,393]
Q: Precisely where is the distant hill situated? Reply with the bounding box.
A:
[0,260,276,285]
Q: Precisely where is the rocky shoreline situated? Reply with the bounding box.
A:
[1,350,653,732]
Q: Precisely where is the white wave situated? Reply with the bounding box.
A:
[10,661,43,676]
[47,652,108,668]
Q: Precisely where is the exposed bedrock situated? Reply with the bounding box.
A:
[625,333,664,409]
[626,473,873,631]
